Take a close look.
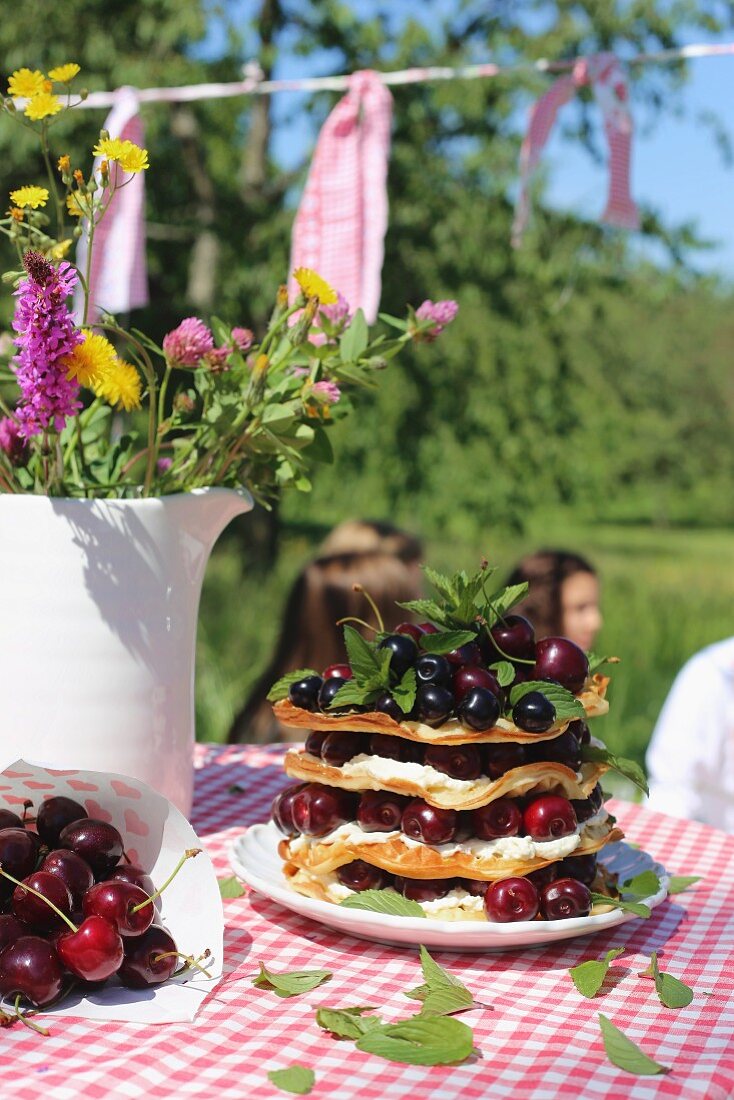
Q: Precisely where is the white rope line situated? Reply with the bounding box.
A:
[28,40,734,111]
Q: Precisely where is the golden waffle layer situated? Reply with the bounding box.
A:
[273,674,608,744]
[284,750,608,810]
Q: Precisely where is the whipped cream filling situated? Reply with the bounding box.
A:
[290,808,610,863]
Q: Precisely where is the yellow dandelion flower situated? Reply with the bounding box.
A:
[7,68,46,99]
[48,63,80,83]
[66,192,86,218]
[57,154,71,173]
[93,137,149,173]
[24,92,62,121]
[293,267,337,305]
[48,238,72,260]
[8,207,24,222]
[94,359,143,412]
[9,185,49,210]
[62,331,118,388]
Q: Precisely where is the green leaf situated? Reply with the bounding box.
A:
[329,680,380,709]
[339,889,426,918]
[569,948,624,999]
[641,952,694,1010]
[423,565,459,603]
[598,1014,669,1076]
[586,651,617,674]
[418,630,477,654]
[392,667,417,714]
[406,946,475,1017]
[356,1014,475,1066]
[306,425,334,465]
[580,746,649,796]
[340,309,369,362]
[267,1066,315,1095]
[590,892,651,918]
[484,582,529,624]
[509,680,586,722]
[667,875,701,895]
[342,625,384,685]
[252,963,332,998]
[396,599,450,628]
[267,668,320,703]
[622,871,661,898]
[316,1006,383,1040]
[218,875,245,899]
[488,661,516,687]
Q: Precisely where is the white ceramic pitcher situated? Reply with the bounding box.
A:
[0,488,252,815]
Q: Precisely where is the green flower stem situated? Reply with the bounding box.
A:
[81,218,95,326]
[39,124,64,240]
[94,322,158,496]
[154,362,173,471]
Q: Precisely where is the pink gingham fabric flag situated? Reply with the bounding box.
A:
[74,86,149,323]
[289,70,393,323]
[513,54,638,245]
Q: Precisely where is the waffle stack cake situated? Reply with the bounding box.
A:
[268,566,627,924]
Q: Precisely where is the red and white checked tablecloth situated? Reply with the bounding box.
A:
[4,743,734,1100]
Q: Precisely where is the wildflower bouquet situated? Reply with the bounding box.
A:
[0,66,457,501]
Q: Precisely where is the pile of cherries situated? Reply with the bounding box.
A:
[273,781,603,848]
[288,616,590,734]
[0,795,198,1020]
[304,720,590,780]
[332,852,597,922]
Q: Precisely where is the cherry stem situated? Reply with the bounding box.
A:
[352,584,385,634]
[335,614,378,635]
[130,849,201,914]
[0,864,77,932]
[157,948,212,979]
[483,608,535,667]
[21,800,33,824]
[14,995,49,1037]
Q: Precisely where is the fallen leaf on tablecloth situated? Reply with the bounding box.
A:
[253,962,331,998]
[218,875,245,899]
[267,1065,315,1094]
[569,947,624,998]
[598,1014,669,1075]
[639,952,694,1009]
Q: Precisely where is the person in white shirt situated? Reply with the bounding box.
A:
[646,637,734,833]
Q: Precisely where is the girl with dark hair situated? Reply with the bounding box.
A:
[505,549,602,652]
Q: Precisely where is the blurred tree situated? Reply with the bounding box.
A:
[1,0,733,548]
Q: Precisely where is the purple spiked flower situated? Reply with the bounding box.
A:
[12,252,83,437]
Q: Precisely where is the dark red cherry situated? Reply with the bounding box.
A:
[0,936,64,1007]
[417,622,439,634]
[395,622,425,642]
[272,783,307,836]
[288,675,323,712]
[540,877,591,919]
[377,633,418,679]
[525,863,559,890]
[401,800,457,845]
[512,691,556,733]
[318,676,353,713]
[291,785,355,837]
[321,663,352,681]
[41,849,95,907]
[452,665,502,703]
[321,731,363,767]
[0,809,24,830]
[488,615,536,661]
[106,864,157,901]
[457,687,500,732]
[445,642,482,667]
[0,829,40,899]
[305,730,327,757]
[12,871,73,931]
[459,878,489,897]
[357,791,408,832]
[35,795,87,848]
[558,854,597,886]
[414,654,452,688]
[56,915,125,981]
[118,925,178,988]
[373,692,407,722]
[413,684,454,727]
[528,728,581,770]
[395,876,454,902]
[523,796,577,841]
[0,914,28,954]
[484,877,539,922]
[369,734,423,763]
[483,742,527,779]
[83,881,154,937]
[424,743,482,781]
[471,798,522,840]
[568,719,591,745]
[59,818,124,878]
[571,784,603,823]
[336,860,390,891]
[533,637,590,695]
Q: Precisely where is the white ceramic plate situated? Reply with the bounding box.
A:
[229,823,669,951]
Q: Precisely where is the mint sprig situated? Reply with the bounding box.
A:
[482,581,529,625]
[405,945,476,1017]
[622,871,661,898]
[590,892,651,918]
[598,1014,669,1075]
[252,963,332,998]
[267,668,319,703]
[569,948,624,998]
[488,660,515,687]
[418,629,477,654]
[392,667,417,714]
[339,889,426,918]
[218,875,245,899]
[667,875,701,895]
[581,745,649,796]
[509,680,586,722]
[640,952,694,1009]
[267,1066,315,1095]
[355,1014,476,1066]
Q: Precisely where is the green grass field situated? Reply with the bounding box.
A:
[196,513,734,792]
